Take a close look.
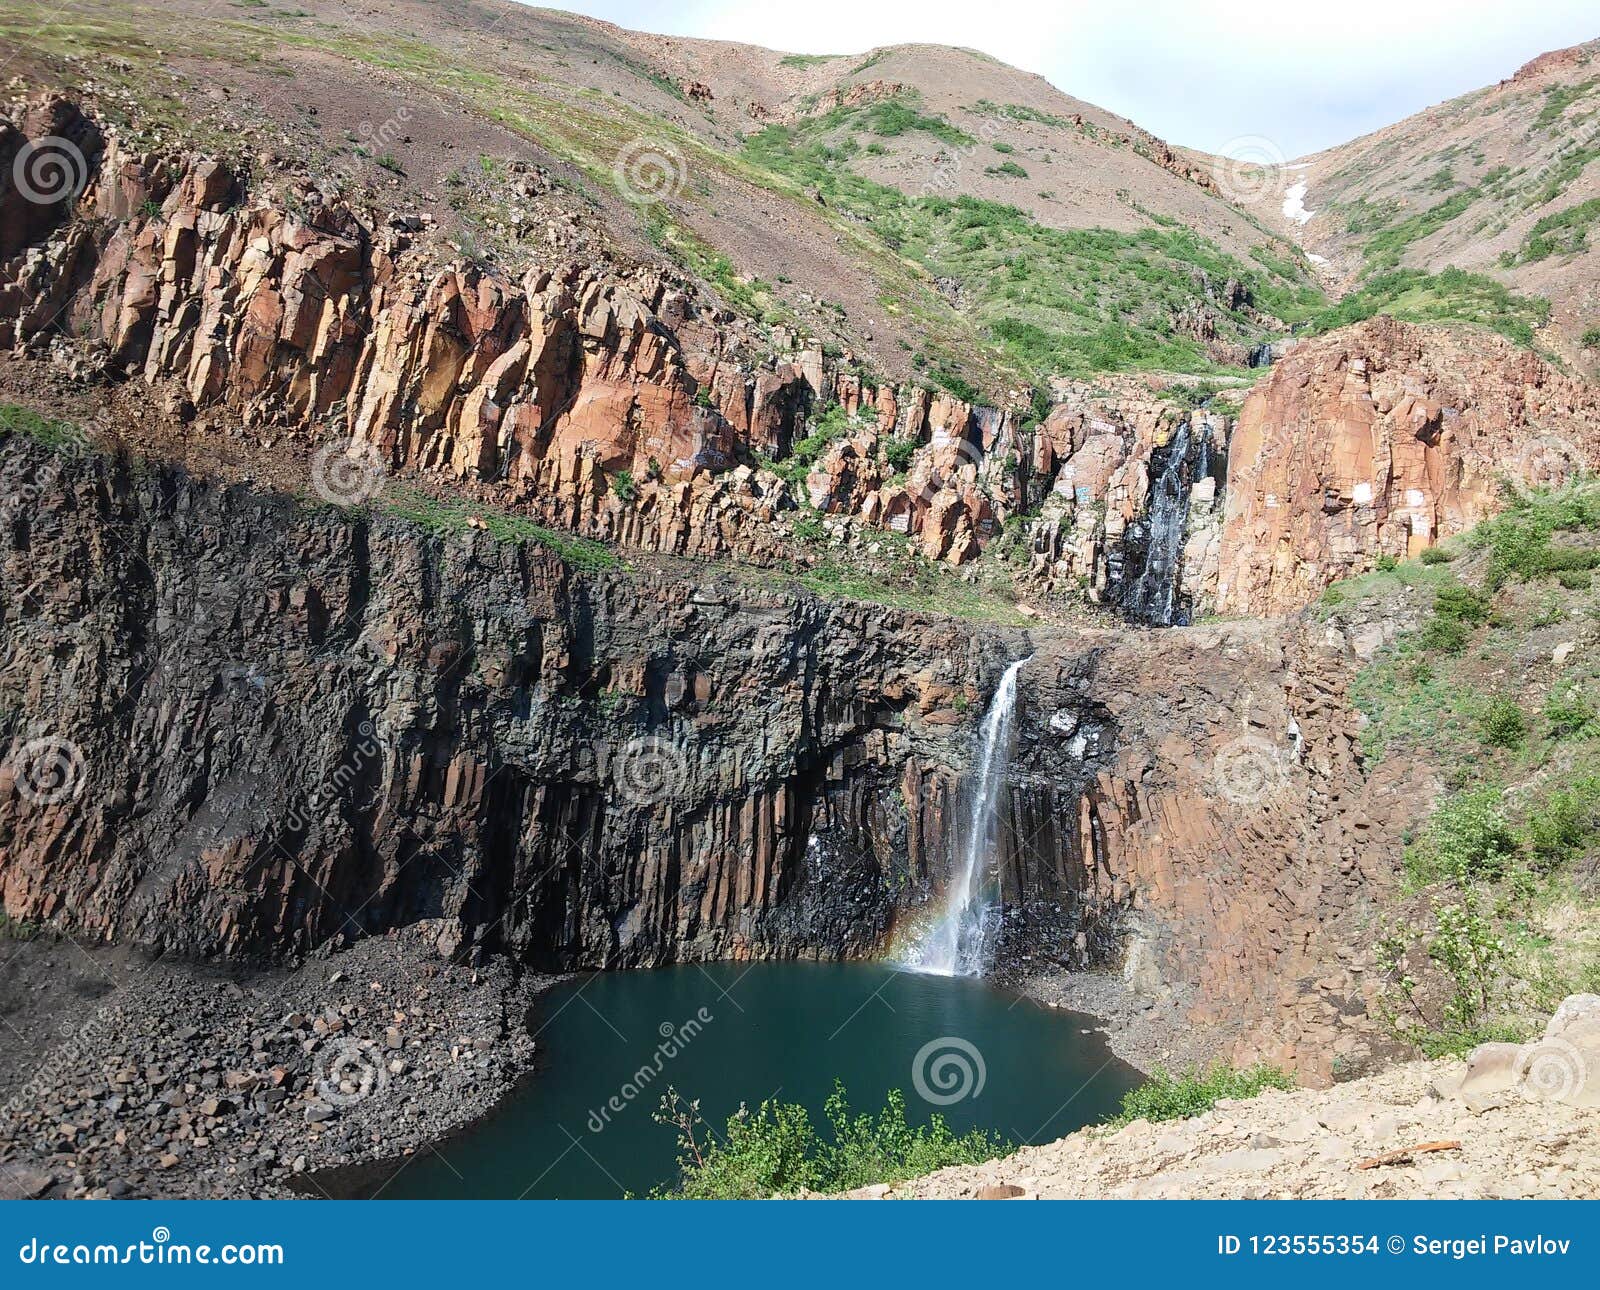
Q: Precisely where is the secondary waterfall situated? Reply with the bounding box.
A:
[1116,420,1211,626]
[899,657,1029,977]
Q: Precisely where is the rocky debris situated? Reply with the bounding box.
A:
[0,928,545,1200]
[1451,995,1600,1112]
[865,1000,1600,1199]
[1217,316,1600,616]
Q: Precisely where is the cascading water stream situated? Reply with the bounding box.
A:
[1119,420,1211,626]
[898,657,1029,977]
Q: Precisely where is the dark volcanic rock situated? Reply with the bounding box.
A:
[0,438,1413,1081]
[0,437,1040,967]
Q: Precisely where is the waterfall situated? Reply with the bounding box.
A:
[900,657,1029,977]
[1117,421,1210,627]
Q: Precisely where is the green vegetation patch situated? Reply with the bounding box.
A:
[741,103,1321,383]
[0,403,87,451]
[378,489,621,573]
[1347,479,1600,1055]
[650,1084,1010,1198]
[1511,198,1600,264]
[1108,1065,1295,1127]
[1302,268,1551,349]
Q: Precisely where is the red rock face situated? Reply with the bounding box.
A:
[0,99,1043,572]
[4,101,1594,626]
[1216,317,1600,616]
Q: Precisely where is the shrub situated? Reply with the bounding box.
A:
[1544,687,1595,737]
[1476,695,1526,748]
[1376,553,1399,572]
[791,514,825,542]
[1524,784,1599,868]
[652,1085,1010,1198]
[1108,1064,1294,1127]
[882,436,917,473]
[1419,546,1454,565]
[1416,1019,1529,1059]
[1428,890,1508,1030]
[1419,615,1468,654]
[612,470,636,503]
[1433,582,1491,623]
[1405,785,1518,885]
[1474,484,1600,587]
[1583,327,1600,349]
[0,913,41,941]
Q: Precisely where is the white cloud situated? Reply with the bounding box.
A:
[530,0,1598,156]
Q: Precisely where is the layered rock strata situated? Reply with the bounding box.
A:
[1216,317,1600,615]
[0,438,1403,1074]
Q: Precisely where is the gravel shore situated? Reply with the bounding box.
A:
[1005,966,1209,1078]
[0,926,552,1200]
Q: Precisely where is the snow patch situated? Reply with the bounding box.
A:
[1282,180,1316,225]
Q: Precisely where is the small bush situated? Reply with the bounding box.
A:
[1419,615,1468,654]
[791,514,825,542]
[882,436,918,474]
[1582,326,1600,349]
[1419,546,1454,565]
[1416,1019,1529,1059]
[0,913,41,941]
[1476,695,1526,748]
[1544,687,1595,737]
[1433,582,1492,623]
[1376,554,1399,572]
[1108,1064,1294,1127]
[652,1085,1009,1198]
[1524,783,1600,868]
[1405,785,1518,885]
[612,470,636,503]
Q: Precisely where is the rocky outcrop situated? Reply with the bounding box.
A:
[0,96,1236,613]
[0,437,1405,1073]
[0,437,1013,968]
[1216,317,1600,616]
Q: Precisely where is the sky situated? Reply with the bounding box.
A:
[524,0,1600,158]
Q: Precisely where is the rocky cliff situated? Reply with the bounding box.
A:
[0,434,1408,1074]
[1216,318,1600,616]
[8,99,1592,628]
